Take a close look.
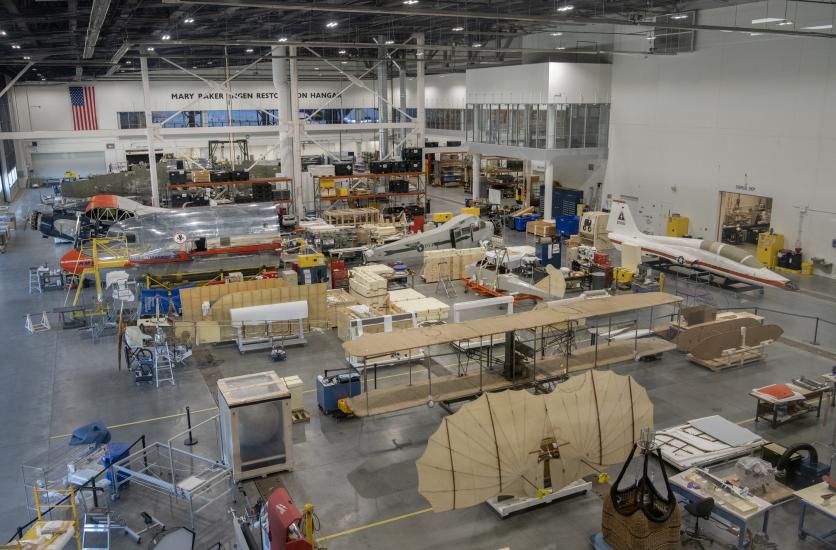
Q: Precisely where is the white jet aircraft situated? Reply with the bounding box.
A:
[607,200,793,290]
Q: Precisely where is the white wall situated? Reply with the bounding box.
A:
[605,1,836,276]
[465,62,612,104]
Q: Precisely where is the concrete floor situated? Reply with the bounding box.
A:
[1,186,835,549]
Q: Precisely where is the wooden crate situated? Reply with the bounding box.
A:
[327,289,359,328]
[388,288,426,303]
[526,219,555,237]
[390,297,450,323]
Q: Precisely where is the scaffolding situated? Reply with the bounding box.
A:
[108,415,231,529]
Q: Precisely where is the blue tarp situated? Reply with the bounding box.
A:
[139,285,194,316]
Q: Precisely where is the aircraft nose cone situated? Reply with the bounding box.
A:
[60,249,92,275]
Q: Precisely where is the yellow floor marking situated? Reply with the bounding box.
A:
[317,507,433,542]
[50,406,219,440]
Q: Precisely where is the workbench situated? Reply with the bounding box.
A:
[670,468,774,549]
[751,383,825,428]
[796,481,836,548]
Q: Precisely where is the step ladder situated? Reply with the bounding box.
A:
[25,312,51,334]
[28,266,42,294]
[153,343,175,387]
[435,259,456,298]
[82,511,111,550]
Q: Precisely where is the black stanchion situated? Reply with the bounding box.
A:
[183,406,198,446]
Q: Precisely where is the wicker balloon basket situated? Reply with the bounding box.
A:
[602,493,682,550]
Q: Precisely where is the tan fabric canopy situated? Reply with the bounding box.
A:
[416,370,653,512]
[343,292,681,359]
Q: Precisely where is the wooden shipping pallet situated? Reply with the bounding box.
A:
[292,409,311,424]
[688,347,766,371]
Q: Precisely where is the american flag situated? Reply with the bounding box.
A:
[69,86,99,130]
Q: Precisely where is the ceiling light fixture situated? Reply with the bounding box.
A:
[802,24,832,29]
[278,37,288,42]
[161,34,171,40]
[670,13,688,20]
[556,5,574,12]
[245,48,254,53]
[550,32,563,36]
[326,21,338,28]
[751,17,785,24]
[184,17,194,23]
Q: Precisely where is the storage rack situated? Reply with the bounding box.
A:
[313,172,426,215]
[430,152,470,188]
[167,176,294,205]
[483,156,524,199]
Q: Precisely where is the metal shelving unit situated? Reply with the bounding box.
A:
[313,172,426,215]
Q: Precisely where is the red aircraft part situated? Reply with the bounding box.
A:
[265,488,312,550]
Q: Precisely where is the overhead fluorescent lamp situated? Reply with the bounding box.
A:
[802,24,832,30]
[751,17,785,24]
[326,21,338,28]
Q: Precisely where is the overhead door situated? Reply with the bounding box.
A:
[32,152,107,179]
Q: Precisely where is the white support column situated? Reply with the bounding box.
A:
[288,46,304,217]
[272,45,293,179]
[377,38,389,159]
[354,140,363,164]
[140,56,160,207]
[546,104,556,150]
[471,152,481,200]
[399,66,407,144]
[544,159,555,221]
[415,32,425,147]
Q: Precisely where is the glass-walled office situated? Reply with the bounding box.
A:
[465,103,610,149]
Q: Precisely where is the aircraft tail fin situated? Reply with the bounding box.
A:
[607,200,640,236]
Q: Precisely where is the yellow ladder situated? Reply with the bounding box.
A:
[32,485,81,550]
